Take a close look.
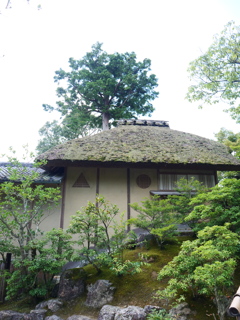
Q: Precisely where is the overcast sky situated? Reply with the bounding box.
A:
[0,0,240,159]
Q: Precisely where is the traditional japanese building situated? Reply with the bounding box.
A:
[33,119,240,230]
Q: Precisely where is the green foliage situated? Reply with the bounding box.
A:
[4,228,74,300]
[147,309,173,320]
[68,195,131,273]
[155,286,184,308]
[215,128,240,179]
[37,113,100,154]
[0,152,61,262]
[186,21,240,123]
[130,195,179,248]
[0,150,74,299]
[166,177,208,218]
[108,257,148,277]
[215,128,240,156]
[185,178,240,233]
[130,179,206,248]
[157,225,239,319]
[38,42,159,152]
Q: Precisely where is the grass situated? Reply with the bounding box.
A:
[0,236,232,320]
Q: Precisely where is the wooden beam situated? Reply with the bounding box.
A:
[60,167,67,229]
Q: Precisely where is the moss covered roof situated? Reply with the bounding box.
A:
[37,124,240,169]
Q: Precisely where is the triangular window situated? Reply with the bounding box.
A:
[72,173,90,188]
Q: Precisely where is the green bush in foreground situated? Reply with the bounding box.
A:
[157,224,239,320]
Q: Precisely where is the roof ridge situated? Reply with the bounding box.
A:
[117,119,169,127]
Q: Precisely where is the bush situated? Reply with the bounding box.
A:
[147,309,173,320]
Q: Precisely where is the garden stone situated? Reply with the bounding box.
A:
[169,303,194,320]
[29,309,47,320]
[114,306,146,320]
[35,299,63,312]
[51,283,60,298]
[35,301,47,309]
[58,268,87,301]
[45,316,64,320]
[67,316,93,320]
[0,310,47,320]
[46,300,63,313]
[98,305,121,320]
[0,310,26,320]
[85,280,115,308]
[143,305,164,315]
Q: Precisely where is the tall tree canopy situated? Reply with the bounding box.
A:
[186,21,240,123]
[215,128,240,158]
[37,111,100,154]
[215,128,240,179]
[41,42,159,147]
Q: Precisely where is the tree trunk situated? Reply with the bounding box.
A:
[214,288,228,320]
[102,113,110,131]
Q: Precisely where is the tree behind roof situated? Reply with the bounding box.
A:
[37,42,159,153]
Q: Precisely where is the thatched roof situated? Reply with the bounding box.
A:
[37,122,240,170]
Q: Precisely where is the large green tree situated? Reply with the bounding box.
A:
[37,111,100,154]
[0,151,74,299]
[157,225,239,320]
[39,42,158,152]
[214,128,240,179]
[185,178,240,233]
[186,21,240,123]
[215,128,240,158]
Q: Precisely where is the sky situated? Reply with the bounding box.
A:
[0,0,240,159]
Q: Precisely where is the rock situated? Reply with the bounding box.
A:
[85,280,115,308]
[45,316,64,320]
[114,306,146,320]
[0,309,47,320]
[0,310,26,320]
[62,261,86,272]
[58,268,87,301]
[98,305,147,320]
[47,300,63,313]
[169,303,195,320]
[67,316,93,320]
[35,299,63,312]
[51,283,60,299]
[35,301,48,310]
[143,305,163,315]
[98,305,121,320]
[29,310,47,320]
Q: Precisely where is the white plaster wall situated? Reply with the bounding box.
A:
[98,167,128,222]
[40,201,62,231]
[62,167,158,228]
[129,168,158,219]
[63,167,97,229]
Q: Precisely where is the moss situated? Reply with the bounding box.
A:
[0,237,227,319]
[81,240,187,308]
[0,297,36,313]
[64,267,87,281]
[37,125,240,168]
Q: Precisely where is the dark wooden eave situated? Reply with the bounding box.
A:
[42,159,240,172]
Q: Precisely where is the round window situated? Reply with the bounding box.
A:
[136,174,151,189]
